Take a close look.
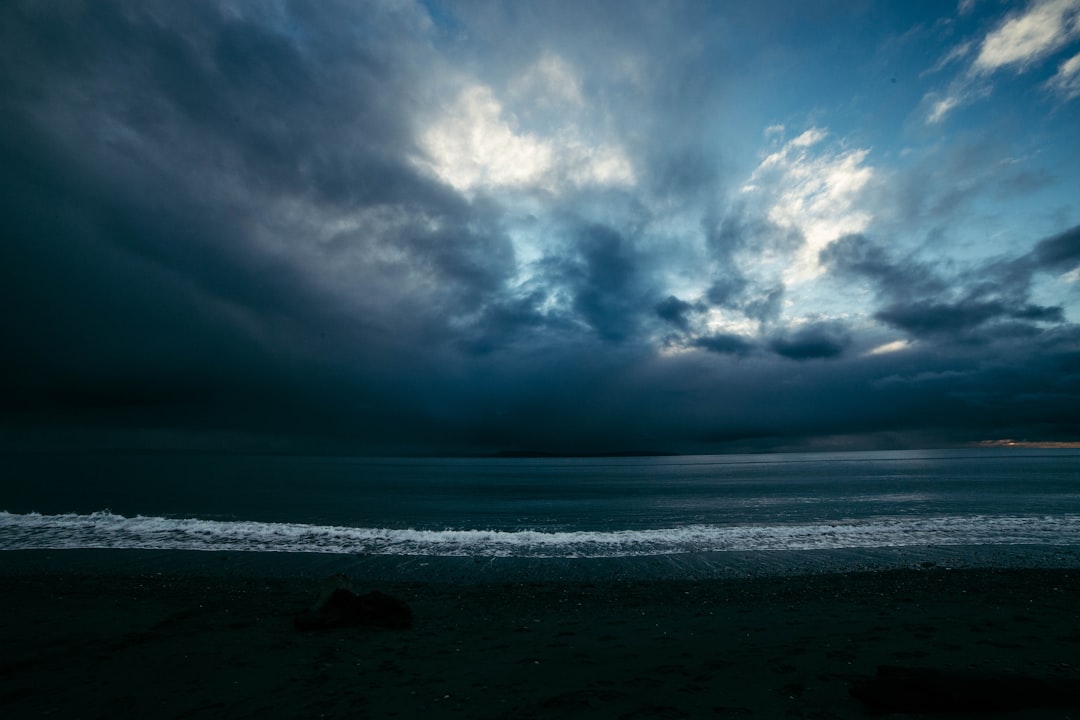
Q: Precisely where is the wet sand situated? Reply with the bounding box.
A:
[3,564,1080,718]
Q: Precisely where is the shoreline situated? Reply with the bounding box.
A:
[4,544,1080,582]
[3,554,1080,718]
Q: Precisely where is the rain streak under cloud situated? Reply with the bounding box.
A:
[1,0,1079,454]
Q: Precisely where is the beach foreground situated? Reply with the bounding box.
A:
[2,564,1080,719]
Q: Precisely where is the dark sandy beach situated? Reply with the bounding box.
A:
[3,560,1080,719]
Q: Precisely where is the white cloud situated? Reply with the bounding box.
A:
[973,0,1080,73]
[742,129,875,284]
[865,339,913,356]
[924,0,1080,124]
[1046,49,1080,97]
[558,136,636,186]
[510,52,585,110]
[788,127,828,148]
[745,129,829,183]
[926,94,961,123]
[418,85,553,192]
[703,308,759,337]
[923,41,975,77]
[416,81,634,194]
[920,79,995,124]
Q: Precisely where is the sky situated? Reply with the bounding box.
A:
[2,0,1079,455]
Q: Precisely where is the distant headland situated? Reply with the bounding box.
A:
[489,449,680,459]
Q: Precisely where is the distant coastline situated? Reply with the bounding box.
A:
[489,449,680,459]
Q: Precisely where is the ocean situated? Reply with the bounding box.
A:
[3,448,1080,578]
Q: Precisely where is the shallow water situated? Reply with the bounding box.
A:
[3,448,1079,576]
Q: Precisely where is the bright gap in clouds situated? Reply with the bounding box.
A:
[866,339,913,357]
[740,128,875,286]
[417,84,555,192]
[415,55,634,196]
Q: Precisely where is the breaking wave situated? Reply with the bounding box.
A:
[3,510,1080,558]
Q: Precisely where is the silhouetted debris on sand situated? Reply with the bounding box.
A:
[294,577,412,631]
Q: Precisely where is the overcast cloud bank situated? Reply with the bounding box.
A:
[2,0,1078,453]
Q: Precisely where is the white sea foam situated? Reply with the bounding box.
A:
[3,511,1080,558]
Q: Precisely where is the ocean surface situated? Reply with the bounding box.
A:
[3,448,1080,578]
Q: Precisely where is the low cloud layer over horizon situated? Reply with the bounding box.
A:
[2,0,1079,454]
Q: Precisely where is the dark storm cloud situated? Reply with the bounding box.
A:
[768,322,852,360]
[2,0,702,451]
[2,0,1077,454]
[1012,305,1067,322]
[819,233,946,299]
[639,322,1080,451]
[874,300,1009,337]
[0,0,520,445]
[821,229,1073,344]
[456,290,551,355]
[702,208,795,324]
[744,286,787,324]
[705,276,749,306]
[875,300,1066,338]
[562,224,652,343]
[654,296,697,331]
[1029,225,1080,273]
[692,333,755,356]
